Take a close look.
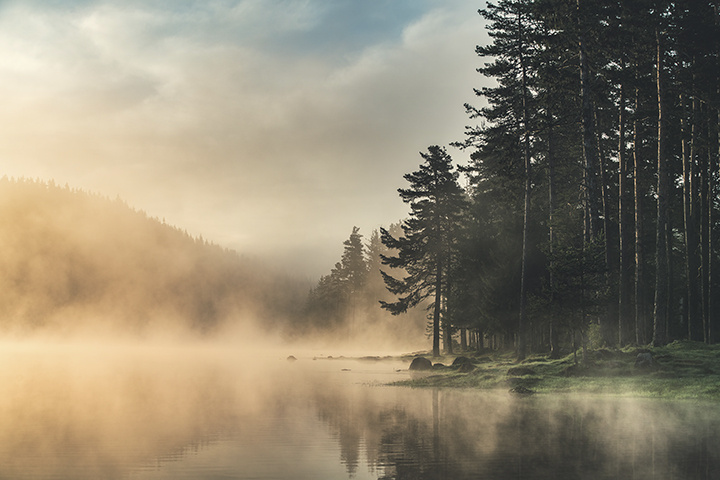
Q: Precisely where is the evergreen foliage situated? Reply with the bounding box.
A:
[299,1,720,357]
[379,146,467,357]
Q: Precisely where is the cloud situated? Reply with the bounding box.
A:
[0,0,488,276]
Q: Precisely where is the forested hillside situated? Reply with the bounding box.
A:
[0,177,305,335]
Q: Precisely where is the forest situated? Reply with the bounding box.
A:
[304,0,720,359]
[4,1,720,360]
[0,176,305,335]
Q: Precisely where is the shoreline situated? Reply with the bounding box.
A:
[378,340,720,401]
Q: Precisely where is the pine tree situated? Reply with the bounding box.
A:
[380,146,467,357]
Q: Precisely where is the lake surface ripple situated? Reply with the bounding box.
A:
[0,342,718,480]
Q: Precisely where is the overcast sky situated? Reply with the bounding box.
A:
[0,0,489,278]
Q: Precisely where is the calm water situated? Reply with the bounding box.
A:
[1,341,719,480]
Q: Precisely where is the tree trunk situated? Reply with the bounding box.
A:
[517,7,530,362]
[578,0,603,244]
[690,90,703,341]
[444,321,453,355]
[701,103,711,343]
[433,259,442,357]
[596,107,616,347]
[653,27,668,347]
[634,80,646,345]
[682,93,701,342]
[618,78,632,346]
[548,113,560,359]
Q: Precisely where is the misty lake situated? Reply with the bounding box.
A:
[1,341,719,480]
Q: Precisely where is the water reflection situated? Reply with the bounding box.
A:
[314,385,720,480]
[0,343,718,480]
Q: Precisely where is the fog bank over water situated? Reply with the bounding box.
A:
[0,178,428,351]
[2,340,719,480]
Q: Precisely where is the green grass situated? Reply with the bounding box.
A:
[394,340,720,400]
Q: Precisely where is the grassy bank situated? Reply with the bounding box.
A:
[394,340,720,400]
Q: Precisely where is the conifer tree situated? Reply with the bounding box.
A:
[380,146,467,357]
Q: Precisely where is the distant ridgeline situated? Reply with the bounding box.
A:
[0,177,302,334]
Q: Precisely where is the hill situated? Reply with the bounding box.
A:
[0,177,305,335]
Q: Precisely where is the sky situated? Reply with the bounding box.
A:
[0,0,489,278]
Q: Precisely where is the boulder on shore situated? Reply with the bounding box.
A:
[507,366,535,376]
[409,357,433,371]
[451,356,474,367]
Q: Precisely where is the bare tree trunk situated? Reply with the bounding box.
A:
[618,78,632,346]
[433,257,442,357]
[682,92,701,342]
[444,321,453,355]
[653,27,668,347]
[578,1,603,244]
[690,89,703,341]
[634,81,646,345]
[517,7,530,362]
[596,107,617,347]
[548,113,561,358]
[701,103,711,343]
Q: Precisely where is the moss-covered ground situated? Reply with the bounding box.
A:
[393,340,720,400]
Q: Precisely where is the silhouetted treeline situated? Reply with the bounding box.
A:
[0,176,306,334]
[312,1,720,358]
[293,225,427,344]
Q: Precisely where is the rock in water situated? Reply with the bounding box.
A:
[286,355,297,362]
[408,357,433,371]
[509,386,534,395]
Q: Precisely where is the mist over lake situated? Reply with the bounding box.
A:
[3,0,720,478]
[0,341,717,480]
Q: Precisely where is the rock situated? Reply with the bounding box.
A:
[286,355,297,362]
[432,363,446,369]
[451,356,474,367]
[509,385,535,395]
[359,356,381,362]
[458,363,476,373]
[507,366,535,376]
[634,352,654,369]
[408,357,433,371]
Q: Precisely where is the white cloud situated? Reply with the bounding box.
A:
[0,0,488,276]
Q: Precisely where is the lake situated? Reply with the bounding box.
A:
[0,340,718,480]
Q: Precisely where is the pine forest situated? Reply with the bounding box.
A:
[307,1,720,359]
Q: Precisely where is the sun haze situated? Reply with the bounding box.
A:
[0,0,486,277]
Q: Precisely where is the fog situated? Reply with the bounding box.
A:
[1,338,718,480]
[0,338,409,479]
[0,0,487,276]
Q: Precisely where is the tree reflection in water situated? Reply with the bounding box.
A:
[1,348,718,480]
[313,385,720,480]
